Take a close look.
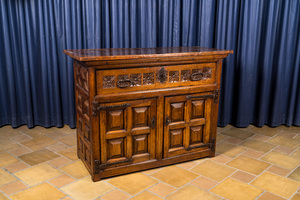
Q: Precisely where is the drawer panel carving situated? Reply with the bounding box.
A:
[96,63,216,94]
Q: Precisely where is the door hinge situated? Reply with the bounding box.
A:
[211,137,216,151]
[92,102,130,116]
[94,160,100,174]
[186,89,219,104]
[165,116,171,126]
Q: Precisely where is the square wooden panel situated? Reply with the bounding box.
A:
[169,129,184,149]
[84,123,90,140]
[191,100,204,119]
[106,109,125,131]
[190,126,203,145]
[170,102,185,122]
[107,138,125,159]
[133,134,148,155]
[132,107,149,128]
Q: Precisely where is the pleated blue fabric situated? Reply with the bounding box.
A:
[0,0,299,128]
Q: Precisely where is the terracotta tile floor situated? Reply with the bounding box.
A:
[0,125,300,200]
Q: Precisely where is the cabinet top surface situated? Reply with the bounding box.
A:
[64,46,233,62]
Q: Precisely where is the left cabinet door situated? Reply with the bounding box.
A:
[99,99,157,169]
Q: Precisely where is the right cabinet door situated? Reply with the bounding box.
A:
[164,92,214,158]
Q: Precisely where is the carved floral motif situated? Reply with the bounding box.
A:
[181,70,191,82]
[143,73,154,85]
[169,71,179,82]
[130,74,142,86]
[103,75,115,88]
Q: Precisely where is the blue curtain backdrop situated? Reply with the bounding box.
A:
[0,0,299,128]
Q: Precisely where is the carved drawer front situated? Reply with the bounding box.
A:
[164,92,215,158]
[96,63,216,94]
[99,99,156,170]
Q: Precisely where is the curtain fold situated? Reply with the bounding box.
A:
[0,0,299,128]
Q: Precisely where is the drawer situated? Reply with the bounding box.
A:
[96,63,217,94]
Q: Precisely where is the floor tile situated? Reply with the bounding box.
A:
[48,157,72,168]
[223,136,244,145]
[293,149,300,159]
[101,189,131,200]
[151,166,197,188]
[277,131,297,138]
[191,160,236,181]
[211,154,232,164]
[4,162,29,173]
[231,170,256,183]
[61,177,114,200]
[216,134,227,142]
[56,135,77,146]
[221,128,254,140]
[268,135,300,149]
[0,168,17,186]
[250,134,271,142]
[240,139,276,153]
[251,172,300,198]
[261,151,300,170]
[142,168,160,175]
[148,183,176,197]
[190,176,218,190]
[288,166,300,182]
[49,174,76,188]
[14,163,62,186]
[58,146,78,161]
[0,181,27,195]
[109,173,158,195]
[10,183,66,200]
[291,194,300,200]
[211,178,263,200]
[267,165,291,176]
[131,191,163,200]
[216,142,246,158]
[12,134,32,142]
[18,149,60,166]
[278,125,300,133]
[8,147,31,157]
[0,192,9,200]
[59,160,89,179]
[274,145,295,154]
[0,139,20,152]
[21,137,57,151]
[176,161,198,169]
[257,192,286,200]
[250,126,281,136]
[48,143,69,152]
[0,152,19,167]
[227,155,270,175]
[242,149,265,159]
[166,184,221,200]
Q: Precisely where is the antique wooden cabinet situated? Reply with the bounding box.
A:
[64,47,233,181]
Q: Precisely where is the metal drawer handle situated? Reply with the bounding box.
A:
[117,79,132,88]
[190,72,204,81]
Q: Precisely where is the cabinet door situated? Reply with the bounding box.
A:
[99,99,156,169]
[164,93,213,158]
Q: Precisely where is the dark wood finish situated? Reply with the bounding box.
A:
[64,46,232,181]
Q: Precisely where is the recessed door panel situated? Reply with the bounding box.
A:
[164,93,213,158]
[99,99,156,169]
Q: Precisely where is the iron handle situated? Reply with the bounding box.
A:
[117,79,132,88]
[190,72,204,81]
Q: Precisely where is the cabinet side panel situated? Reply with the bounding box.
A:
[74,61,92,173]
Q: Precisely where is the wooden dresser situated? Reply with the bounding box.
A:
[64,46,233,181]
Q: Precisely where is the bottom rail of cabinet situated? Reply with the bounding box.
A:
[90,149,213,182]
